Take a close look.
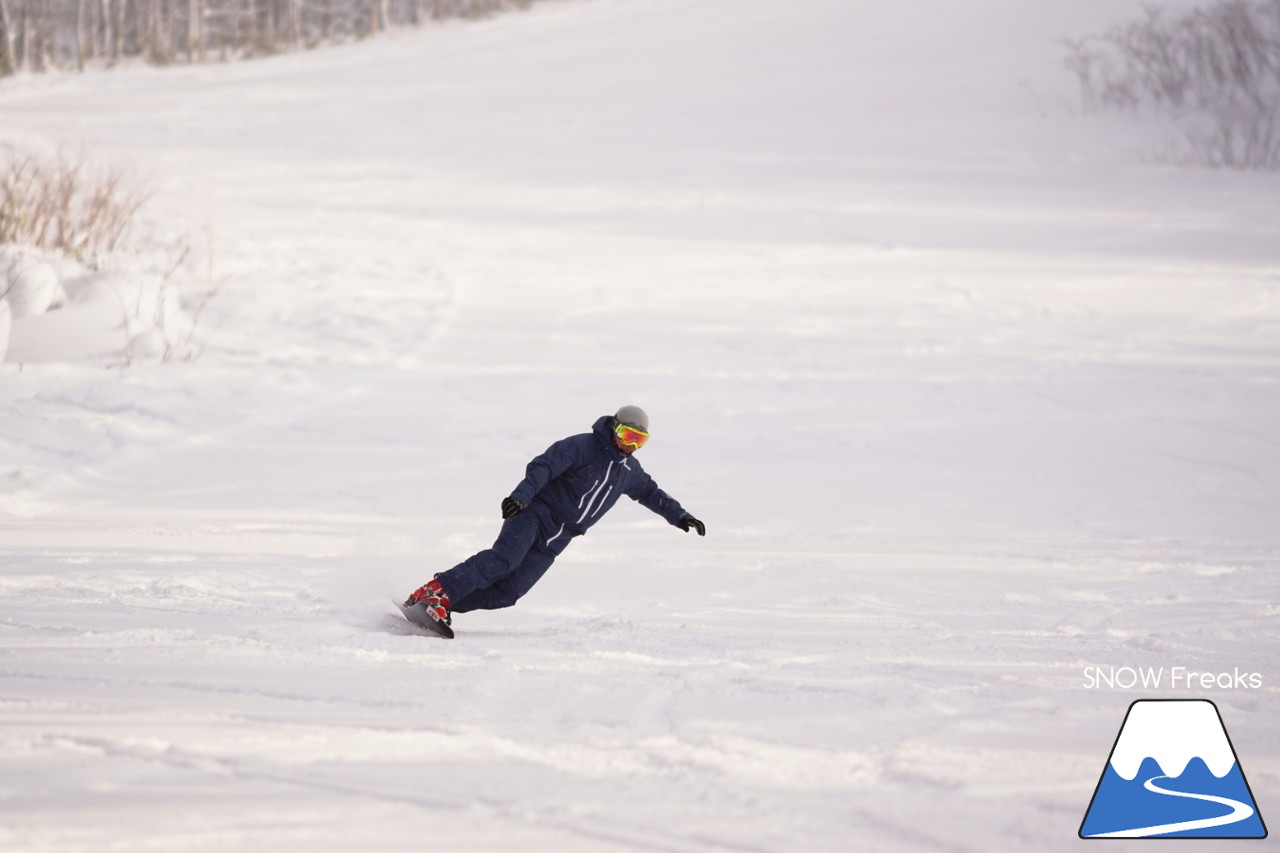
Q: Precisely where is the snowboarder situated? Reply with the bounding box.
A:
[403,405,704,636]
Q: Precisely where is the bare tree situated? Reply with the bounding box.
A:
[0,0,14,75]
[185,0,198,62]
[1064,0,1280,169]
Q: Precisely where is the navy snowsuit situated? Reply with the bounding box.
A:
[437,415,689,612]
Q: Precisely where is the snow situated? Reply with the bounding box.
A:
[1,0,1278,850]
[1,251,63,320]
[1108,701,1237,780]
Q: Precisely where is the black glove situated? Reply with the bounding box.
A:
[678,514,705,536]
[501,497,526,519]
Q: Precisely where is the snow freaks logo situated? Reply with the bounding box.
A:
[1079,700,1267,839]
[1081,666,1263,691]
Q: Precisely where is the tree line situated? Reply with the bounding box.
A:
[0,0,533,74]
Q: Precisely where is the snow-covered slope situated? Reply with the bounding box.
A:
[1110,700,1237,780]
[1,1,1277,851]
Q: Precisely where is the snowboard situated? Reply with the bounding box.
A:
[396,599,455,639]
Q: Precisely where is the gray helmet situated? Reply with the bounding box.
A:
[614,404,649,432]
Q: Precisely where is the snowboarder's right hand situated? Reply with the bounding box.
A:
[501,497,526,519]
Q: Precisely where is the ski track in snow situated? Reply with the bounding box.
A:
[1083,775,1255,838]
[2,0,1279,850]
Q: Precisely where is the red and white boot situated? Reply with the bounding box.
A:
[404,578,451,626]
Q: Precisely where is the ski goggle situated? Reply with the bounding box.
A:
[614,422,649,449]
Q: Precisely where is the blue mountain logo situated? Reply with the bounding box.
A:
[1080,699,1267,839]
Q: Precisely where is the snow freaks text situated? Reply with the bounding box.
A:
[1082,666,1264,690]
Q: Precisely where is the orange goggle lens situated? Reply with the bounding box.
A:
[614,423,649,449]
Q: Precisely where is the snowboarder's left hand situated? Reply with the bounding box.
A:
[501,497,526,518]
[678,515,705,536]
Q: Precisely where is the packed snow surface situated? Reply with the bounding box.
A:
[1,0,1278,851]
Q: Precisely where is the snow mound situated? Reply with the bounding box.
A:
[1,245,65,318]
[2,249,193,364]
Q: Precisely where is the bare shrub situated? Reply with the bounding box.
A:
[1063,0,1280,170]
[0,148,149,263]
